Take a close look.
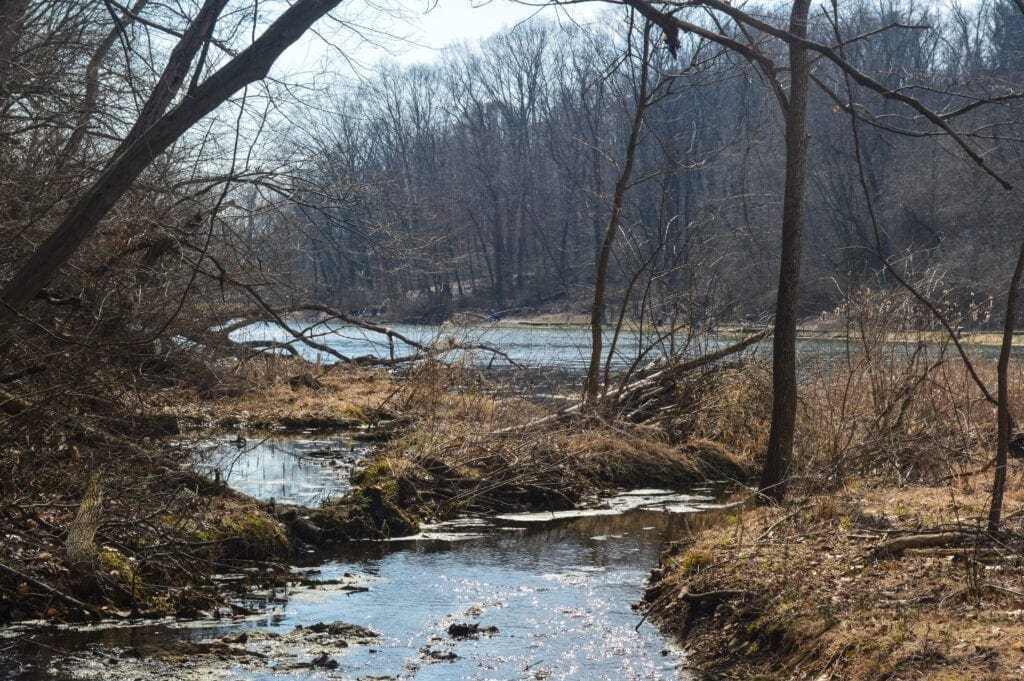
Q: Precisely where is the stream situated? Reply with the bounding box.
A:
[1,436,729,680]
[2,323,1011,679]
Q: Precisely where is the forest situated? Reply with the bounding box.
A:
[1,0,1024,679]
[284,1,1024,324]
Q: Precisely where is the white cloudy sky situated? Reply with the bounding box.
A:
[276,0,606,77]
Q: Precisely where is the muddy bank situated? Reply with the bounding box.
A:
[644,478,1024,680]
[49,620,383,679]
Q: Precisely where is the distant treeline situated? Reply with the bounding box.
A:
[269,0,1024,324]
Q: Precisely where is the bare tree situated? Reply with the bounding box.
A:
[585,17,656,403]
[0,0,345,327]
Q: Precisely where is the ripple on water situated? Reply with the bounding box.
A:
[192,435,372,507]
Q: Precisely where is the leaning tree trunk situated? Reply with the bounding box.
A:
[759,0,811,503]
[66,473,102,573]
[0,0,343,329]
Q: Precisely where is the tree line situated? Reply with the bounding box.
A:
[277,0,1024,326]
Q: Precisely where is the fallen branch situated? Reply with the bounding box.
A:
[181,260,521,368]
[0,364,46,383]
[499,327,770,434]
[297,303,521,368]
[677,587,755,640]
[757,502,810,541]
[0,561,98,618]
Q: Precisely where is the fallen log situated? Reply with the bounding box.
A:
[870,531,973,559]
[610,327,770,409]
[276,508,323,545]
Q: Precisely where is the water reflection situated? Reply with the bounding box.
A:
[4,434,734,680]
[193,436,371,507]
[232,321,732,371]
[6,503,729,680]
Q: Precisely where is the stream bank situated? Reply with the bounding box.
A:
[644,481,1024,680]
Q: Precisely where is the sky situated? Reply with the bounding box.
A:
[276,0,605,78]
[392,0,590,60]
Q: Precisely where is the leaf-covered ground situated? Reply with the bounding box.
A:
[647,476,1024,680]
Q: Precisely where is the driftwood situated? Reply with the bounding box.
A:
[870,531,972,559]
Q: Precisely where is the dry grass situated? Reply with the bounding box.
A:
[793,341,1024,490]
[639,307,1024,680]
[167,357,400,431]
[668,361,773,457]
[346,409,751,519]
[315,356,758,522]
[648,475,1024,680]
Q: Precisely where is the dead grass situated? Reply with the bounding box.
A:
[668,362,773,456]
[647,476,1024,680]
[791,340,1024,492]
[167,358,400,431]
[338,409,752,521]
[635,324,1024,679]
[311,356,758,522]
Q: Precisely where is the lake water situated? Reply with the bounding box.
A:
[232,321,737,371]
[233,321,1008,380]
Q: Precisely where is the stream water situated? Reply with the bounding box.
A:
[1,437,729,680]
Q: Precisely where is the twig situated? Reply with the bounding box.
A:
[758,502,809,541]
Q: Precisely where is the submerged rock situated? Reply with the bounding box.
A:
[420,646,459,661]
[312,651,338,668]
[304,620,380,642]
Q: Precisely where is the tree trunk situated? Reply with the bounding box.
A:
[759,0,811,503]
[988,1,1024,535]
[66,473,103,573]
[988,237,1024,532]
[584,28,651,403]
